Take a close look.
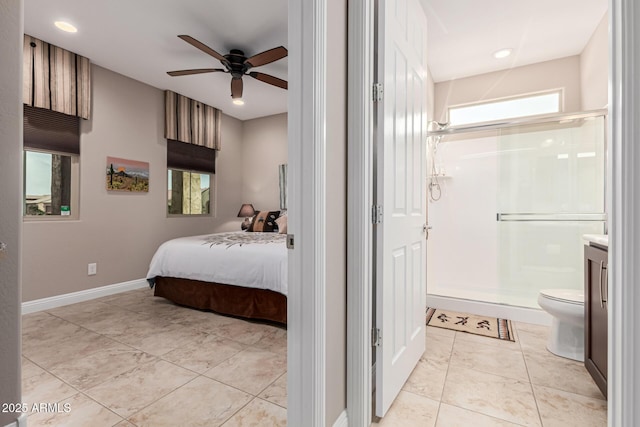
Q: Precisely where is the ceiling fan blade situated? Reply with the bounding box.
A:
[231,77,243,99]
[249,72,288,90]
[167,68,226,77]
[244,46,288,68]
[178,35,230,66]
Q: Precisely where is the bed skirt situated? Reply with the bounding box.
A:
[153,276,287,324]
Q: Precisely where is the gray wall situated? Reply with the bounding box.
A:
[434,55,583,121]
[326,0,347,424]
[434,15,609,119]
[241,113,288,212]
[0,0,23,425]
[22,65,245,302]
[581,13,609,110]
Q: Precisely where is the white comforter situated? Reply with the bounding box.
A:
[146,232,288,296]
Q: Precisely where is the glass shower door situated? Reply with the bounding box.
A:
[495,116,606,308]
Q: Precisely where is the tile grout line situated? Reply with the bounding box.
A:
[515,322,547,427]
[23,365,122,425]
[447,329,542,426]
[218,395,258,427]
[44,312,197,423]
[259,371,288,408]
[431,329,456,426]
[23,290,288,426]
[123,373,204,423]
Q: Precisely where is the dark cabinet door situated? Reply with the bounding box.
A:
[584,244,608,398]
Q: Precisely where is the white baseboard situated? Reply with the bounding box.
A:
[22,278,148,314]
[3,413,27,427]
[426,294,552,326]
[332,409,348,427]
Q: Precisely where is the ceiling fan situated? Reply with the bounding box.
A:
[167,35,288,104]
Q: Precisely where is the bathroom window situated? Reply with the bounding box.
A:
[448,90,562,126]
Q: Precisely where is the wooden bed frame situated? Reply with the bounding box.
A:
[153,276,287,324]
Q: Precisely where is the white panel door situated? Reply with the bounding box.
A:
[375,0,428,417]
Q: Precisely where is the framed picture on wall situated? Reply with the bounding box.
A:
[106,157,149,192]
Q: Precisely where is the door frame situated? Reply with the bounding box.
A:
[608,0,640,425]
[287,0,327,426]
[346,1,375,426]
[346,0,640,425]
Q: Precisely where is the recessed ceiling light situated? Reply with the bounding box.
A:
[54,21,78,33]
[493,48,512,59]
[232,98,245,106]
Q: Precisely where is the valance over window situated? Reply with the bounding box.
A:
[23,35,91,119]
[164,91,222,150]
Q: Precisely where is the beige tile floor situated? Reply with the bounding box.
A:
[23,289,607,426]
[373,322,607,427]
[21,288,287,427]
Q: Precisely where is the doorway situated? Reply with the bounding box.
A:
[347,0,639,426]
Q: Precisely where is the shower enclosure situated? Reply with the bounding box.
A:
[426,111,606,309]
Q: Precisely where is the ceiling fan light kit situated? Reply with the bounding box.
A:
[167,35,288,104]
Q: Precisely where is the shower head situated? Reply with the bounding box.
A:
[428,121,450,132]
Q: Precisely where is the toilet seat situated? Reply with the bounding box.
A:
[539,288,583,305]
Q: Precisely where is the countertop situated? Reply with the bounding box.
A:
[583,234,608,248]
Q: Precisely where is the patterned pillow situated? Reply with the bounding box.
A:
[275,215,288,234]
[247,210,281,232]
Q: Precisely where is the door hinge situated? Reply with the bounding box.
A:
[373,83,384,102]
[286,234,295,249]
[372,328,382,347]
[371,205,383,224]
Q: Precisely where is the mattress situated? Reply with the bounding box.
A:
[146,231,288,295]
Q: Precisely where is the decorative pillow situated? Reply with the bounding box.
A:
[275,215,288,234]
[247,210,281,232]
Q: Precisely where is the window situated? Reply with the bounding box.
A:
[167,169,211,215]
[448,91,562,126]
[23,106,80,219]
[166,138,216,216]
[24,150,77,216]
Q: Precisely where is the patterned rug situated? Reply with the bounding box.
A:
[426,307,515,342]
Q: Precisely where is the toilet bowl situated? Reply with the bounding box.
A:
[537,289,584,361]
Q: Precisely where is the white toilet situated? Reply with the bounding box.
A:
[537,289,585,362]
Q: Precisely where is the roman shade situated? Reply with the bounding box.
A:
[23,35,91,119]
[23,105,80,155]
[164,91,222,150]
[167,139,216,174]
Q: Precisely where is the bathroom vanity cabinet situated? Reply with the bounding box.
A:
[584,242,608,398]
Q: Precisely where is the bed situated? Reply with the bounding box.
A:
[146,231,288,324]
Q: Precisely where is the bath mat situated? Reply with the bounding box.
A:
[426,307,515,342]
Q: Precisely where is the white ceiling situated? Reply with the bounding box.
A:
[24,0,607,120]
[24,0,288,121]
[423,0,608,82]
